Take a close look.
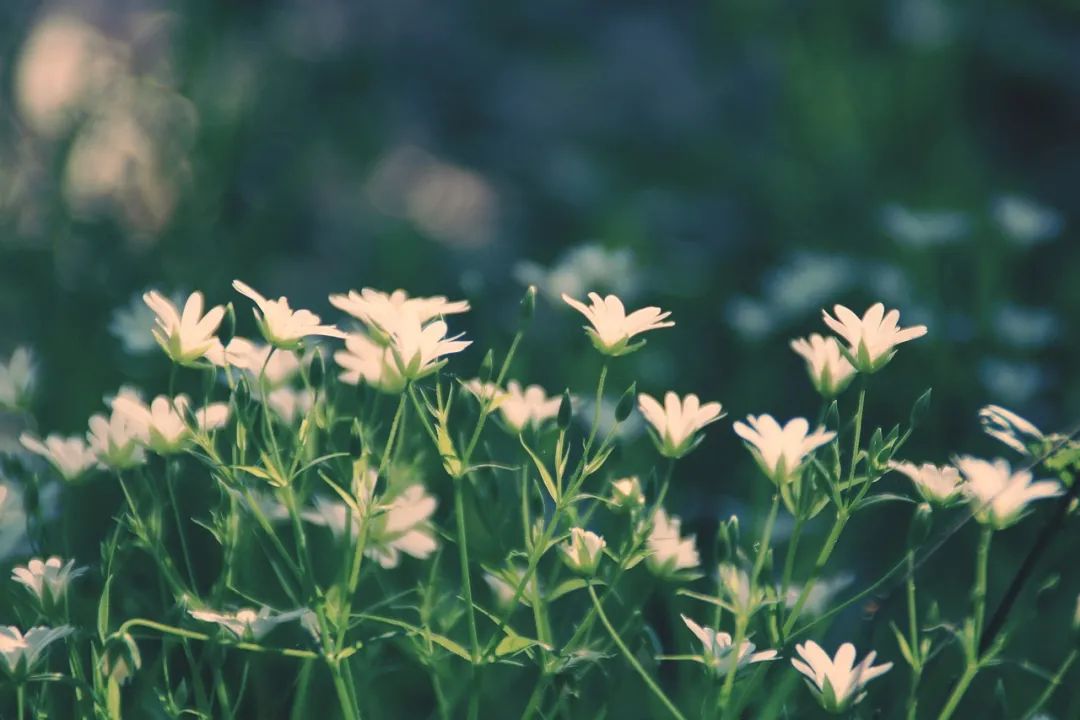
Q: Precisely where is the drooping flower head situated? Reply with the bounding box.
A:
[334,332,407,394]
[12,556,86,608]
[329,288,469,340]
[638,392,724,458]
[822,303,927,373]
[955,456,1061,530]
[19,433,98,481]
[233,280,345,350]
[143,290,225,366]
[790,334,856,398]
[560,527,606,576]
[978,405,1048,456]
[562,292,673,356]
[0,625,74,679]
[386,312,471,381]
[791,640,892,714]
[680,615,777,676]
[646,508,700,578]
[889,461,963,506]
[189,607,305,641]
[499,381,562,434]
[0,347,35,410]
[113,394,230,455]
[733,415,835,486]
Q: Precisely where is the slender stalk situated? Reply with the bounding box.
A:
[844,383,867,502]
[782,509,847,636]
[17,684,25,720]
[905,551,921,720]
[1022,649,1077,720]
[165,462,198,590]
[377,393,407,476]
[779,513,804,627]
[454,478,481,662]
[937,662,978,720]
[588,584,687,720]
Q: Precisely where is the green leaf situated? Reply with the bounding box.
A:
[910,388,932,429]
[520,436,558,502]
[98,575,113,643]
[357,613,472,662]
[495,633,545,658]
[548,578,603,603]
[890,621,915,668]
[851,493,915,513]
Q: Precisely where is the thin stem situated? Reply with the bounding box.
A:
[463,331,523,465]
[782,509,847,636]
[17,684,25,720]
[378,393,407,477]
[905,551,921,720]
[454,479,480,661]
[587,584,687,720]
[1022,649,1077,720]
[972,527,993,643]
[165,462,198,590]
[936,662,978,720]
[843,383,867,505]
[583,362,609,457]
[779,513,804,627]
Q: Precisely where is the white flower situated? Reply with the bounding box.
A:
[560,527,606,576]
[889,461,962,505]
[0,484,29,561]
[562,292,673,356]
[717,563,764,616]
[790,334,856,398]
[87,406,146,470]
[680,615,777,675]
[12,556,86,606]
[387,313,471,381]
[0,625,73,678]
[499,381,562,433]
[143,290,226,365]
[189,607,305,641]
[991,195,1063,246]
[955,456,1061,530]
[646,508,699,578]
[0,347,35,410]
[463,379,507,407]
[732,415,835,486]
[484,568,527,610]
[208,338,303,388]
[265,387,315,425]
[334,332,407,394]
[782,575,854,617]
[638,392,724,458]
[233,280,345,349]
[110,292,174,355]
[329,288,469,338]
[822,303,927,373]
[792,641,892,713]
[19,433,98,481]
[979,405,1046,456]
[610,476,645,511]
[113,394,230,455]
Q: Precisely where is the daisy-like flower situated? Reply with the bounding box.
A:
[113,394,230,455]
[12,556,86,607]
[638,392,725,458]
[499,381,562,433]
[792,641,892,714]
[560,527,606,576]
[680,615,777,675]
[889,461,963,506]
[334,332,407,394]
[19,433,98,481]
[189,607,305,641]
[979,405,1047,456]
[790,334,856,398]
[646,508,700,578]
[208,337,303,388]
[610,476,645,512]
[87,406,146,470]
[387,313,471,381]
[0,347,35,410]
[732,415,836,486]
[822,303,927,374]
[463,379,507,407]
[329,288,469,338]
[233,280,345,350]
[143,290,226,366]
[955,456,1061,530]
[0,625,74,679]
[265,387,315,424]
[561,292,673,356]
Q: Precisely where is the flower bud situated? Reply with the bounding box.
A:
[519,285,537,327]
[557,390,573,431]
[220,303,237,346]
[560,527,605,576]
[479,349,494,381]
[907,503,932,548]
[307,349,325,388]
[101,632,142,685]
[614,382,637,423]
[1073,594,1080,641]
[910,388,932,430]
[233,377,251,408]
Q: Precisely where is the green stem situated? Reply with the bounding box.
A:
[905,551,921,720]
[1022,649,1077,720]
[377,393,407,477]
[937,662,978,720]
[844,383,867,505]
[118,619,319,659]
[463,331,523,465]
[779,513,804,626]
[165,462,198,590]
[17,684,25,720]
[782,509,847,636]
[588,584,687,720]
[583,362,608,457]
[454,479,480,662]
[972,527,993,643]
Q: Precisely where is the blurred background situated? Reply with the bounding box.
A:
[0,0,1078,715]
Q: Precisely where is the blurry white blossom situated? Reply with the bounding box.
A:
[12,556,86,606]
[515,244,639,302]
[680,614,777,675]
[144,290,225,366]
[113,394,229,455]
[0,625,73,678]
[993,305,1060,350]
[792,641,892,713]
[889,461,963,505]
[498,381,562,433]
[638,392,724,458]
[266,387,315,425]
[233,280,344,349]
[19,433,98,481]
[334,332,407,393]
[979,405,1047,456]
[790,334,856,398]
[0,347,35,411]
[880,204,968,247]
[783,575,854,617]
[463,379,507,407]
[562,292,673,357]
[733,415,835,486]
[87,406,146,470]
[561,527,606,576]
[823,303,927,373]
[956,456,1060,530]
[189,607,305,641]
[992,195,1063,247]
[979,358,1043,406]
[646,508,699,578]
[329,288,469,338]
[111,292,179,354]
[0,483,29,560]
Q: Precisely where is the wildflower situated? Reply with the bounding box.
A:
[463,379,507,407]
[499,381,562,433]
[233,280,345,350]
[561,292,673,356]
[329,288,469,338]
[979,405,1047,456]
[680,615,777,675]
[638,392,724,458]
[113,394,229,455]
[560,527,606,576]
[386,313,470,381]
[12,556,86,607]
[143,290,225,365]
[792,641,892,714]
[0,484,29,561]
[19,433,98,481]
[782,575,854,617]
[484,568,529,610]
[646,508,699,578]
[189,607,305,641]
[717,563,765,616]
[87,407,146,470]
[822,303,927,373]
[889,461,963,506]
[100,632,141,685]
[0,347,35,410]
[265,387,315,424]
[790,334,856,398]
[334,332,407,393]
[991,195,1063,246]
[732,415,835,486]
[0,625,73,679]
[955,456,1061,530]
[110,292,173,355]
[610,476,645,511]
[208,337,303,388]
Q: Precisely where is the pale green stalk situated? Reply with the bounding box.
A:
[1022,649,1077,720]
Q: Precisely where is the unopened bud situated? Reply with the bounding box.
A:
[519,285,537,326]
[615,382,637,423]
[557,390,573,431]
[908,503,932,548]
[307,350,325,388]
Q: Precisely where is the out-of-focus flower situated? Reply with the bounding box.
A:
[638,392,724,458]
[782,575,854,617]
[0,484,29,560]
[208,338,303,388]
[822,303,927,374]
[994,305,1060,351]
[956,457,1061,530]
[233,280,345,350]
[792,641,892,713]
[646,508,699,578]
[560,527,606,576]
[733,415,835,486]
[143,290,225,366]
[100,632,141,685]
[266,387,315,425]
[992,195,1063,247]
[717,563,765,616]
[725,296,776,341]
[889,461,963,506]
[110,292,179,355]
[978,358,1043,406]
[334,333,407,393]
[609,476,645,511]
[499,381,562,433]
[19,433,98,481]
[790,334,856,398]
[515,244,639,302]
[680,614,777,675]
[0,626,73,679]
[764,252,857,319]
[12,556,86,607]
[979,405,1047,456]
[329,288,469,338]
[113,394,229,455]
[87,405,146,470]
[189,607,305,641]
[463,379,507,407]
[562,292,673,357]
[879,204,968,248]
[484,566,532,610]
[387,314,470,381]
[0,347,35,411]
